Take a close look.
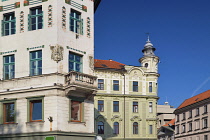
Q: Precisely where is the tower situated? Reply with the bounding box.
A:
[139,37,159,73]
[0,0,101,140]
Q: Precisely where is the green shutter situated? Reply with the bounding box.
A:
[1,20,4,36]
[28,14,31,31]
[81,18,83,35]
[42,11,44,29]
[14,17,16,34]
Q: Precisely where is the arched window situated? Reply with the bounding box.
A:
[98,121,104,134]
[145,63,148,68]
[113,122,119,134]
[133,122,138,134]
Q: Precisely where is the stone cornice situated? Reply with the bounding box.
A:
[95,93,159,99]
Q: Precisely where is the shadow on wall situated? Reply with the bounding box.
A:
[95,108,118,140]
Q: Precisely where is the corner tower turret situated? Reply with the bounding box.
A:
[139,37,159,73]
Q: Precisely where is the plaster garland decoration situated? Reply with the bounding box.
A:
[130,116,141,121]
[111,115,123,121]
[50,45,64,63]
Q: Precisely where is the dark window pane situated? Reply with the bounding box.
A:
[32,100,42,120]
[5,103,15,123]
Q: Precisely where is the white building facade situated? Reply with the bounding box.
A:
[0,0,100,139]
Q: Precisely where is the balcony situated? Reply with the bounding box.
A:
[65,71,98,97]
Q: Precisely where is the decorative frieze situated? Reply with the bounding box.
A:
[27,45,44,51]
[24,0,48,7]
[66,46,86,54]
[62,6,66,29]
[0,50,17,55]
[48,5,53,27]
[65,0,87,12]
[20,11,24,33]
[87,17,91,38]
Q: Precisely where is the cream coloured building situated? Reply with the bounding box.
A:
[0,0,101,139]
[94,39,160,140]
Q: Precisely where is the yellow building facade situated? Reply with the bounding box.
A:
[94,39,160,140]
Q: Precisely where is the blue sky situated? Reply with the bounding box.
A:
[94,0,210,108]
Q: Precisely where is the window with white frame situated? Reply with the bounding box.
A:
[133,81,138,92]
[98,79,104,90]
[69,52,82,72]
[149,102,153,113]
[28,6,43,31]
[30,50,42,76]
[149,82,152,92]
[204,135,208,140]
[176,114,180,122]
[2,12,16,36]
[182,112,185,120]
[70,9,83,34]
[3,55,15,80]
[133,102,138,113]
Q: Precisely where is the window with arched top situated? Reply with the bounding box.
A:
[113,122,119,134]
[145,63,148,68]
[98,121,104,134]
[133,122,138,134]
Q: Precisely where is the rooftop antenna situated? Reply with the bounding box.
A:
[164,96,169,105]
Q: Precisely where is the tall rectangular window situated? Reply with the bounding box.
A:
[195,119,200,130]
[28,6,43,31]
[133,81,138,92]
[113,101,119,112]
[69,52,82,72]
[188,122,192,132]
[30,50,42,76]
[188,110,192,119]
[149,102,153,113]
[2,12,16,36]
[71,100,82,122]
[29,100,42,122]
[149,125,153,134]
[176,125,179,134]
[196,108,199,116]
[113,80,119,91]
[70,9,83,34]
[3,55,15,80]
[3,102,15,124]
[182,112,185,120]
[149,82,152,92]
[133,102,138,113]
[204,135,208,140]
[98,100,104,112]
[203,117,208,128]
[177,114,179,122]
[182,124,186,133]
[98,79,104,90]
[204,105,208,114]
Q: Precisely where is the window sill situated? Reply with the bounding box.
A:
[194,128,200,131]
[26,121,45,125]
[202,112,208,115]
[195,115,200,117]
[202,127,208,129]
[68,121,86,125]
[0,123,18,126]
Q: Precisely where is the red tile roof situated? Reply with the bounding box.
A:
[163,119,175,126]
[177,90,210,110]
[94,59,125,70]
